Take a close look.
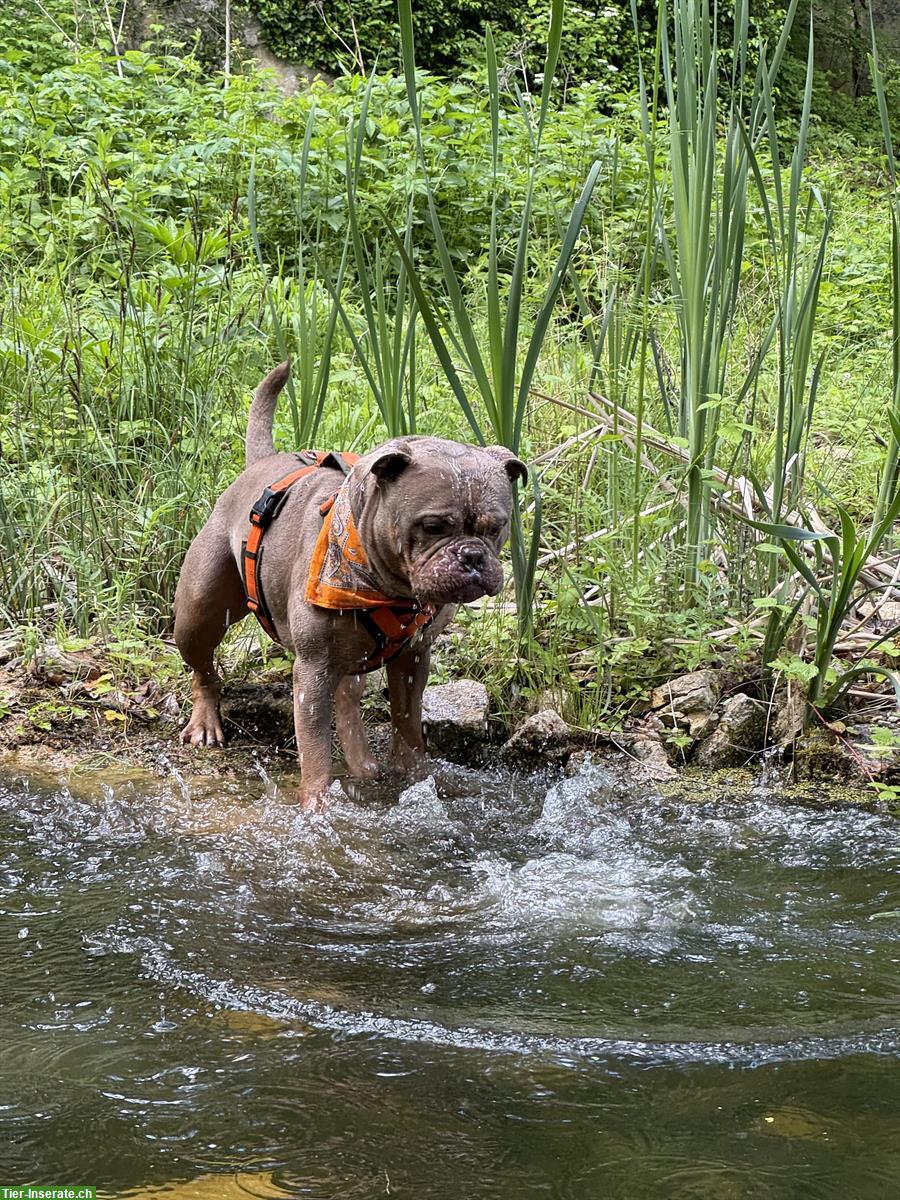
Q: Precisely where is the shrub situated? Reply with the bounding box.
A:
[252,0,790,94]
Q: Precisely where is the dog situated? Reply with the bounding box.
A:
[173,362,527,808]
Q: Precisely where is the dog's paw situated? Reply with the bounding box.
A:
[389,740,427,778]
[346,756,379,781]
[180,710,225,748]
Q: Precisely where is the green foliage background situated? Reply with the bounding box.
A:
[252,0,787,89]
[2,0,900,719]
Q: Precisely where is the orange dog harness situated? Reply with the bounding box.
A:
[241,451,436,672]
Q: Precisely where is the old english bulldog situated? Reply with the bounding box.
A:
[173,362,527,808]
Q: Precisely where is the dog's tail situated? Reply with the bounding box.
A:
[246,360,291,467]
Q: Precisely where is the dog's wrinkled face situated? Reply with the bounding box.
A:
[364,438,527,607]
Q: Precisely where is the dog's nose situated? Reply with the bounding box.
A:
[458,543,485,571]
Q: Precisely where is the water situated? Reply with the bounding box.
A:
[2,759,899,1199]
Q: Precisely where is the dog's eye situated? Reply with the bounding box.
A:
[421,519,449,536]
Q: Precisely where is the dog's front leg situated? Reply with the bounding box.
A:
[386,645,431,778]
[293,657,337,810]
[335,673,378,781]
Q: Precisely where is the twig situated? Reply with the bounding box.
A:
[101,0,125,78]
[583,394,894,594]
[810,703,878,784]
[534,501,672,568]
[224,0,231,81]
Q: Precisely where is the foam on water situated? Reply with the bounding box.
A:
[3,757,900,1071]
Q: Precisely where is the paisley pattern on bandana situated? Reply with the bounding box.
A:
[305,484,398,610]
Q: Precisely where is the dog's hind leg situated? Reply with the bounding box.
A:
[174,521,248,747]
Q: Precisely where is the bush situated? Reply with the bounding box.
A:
[0,44,641,270]
[252,0,789,94]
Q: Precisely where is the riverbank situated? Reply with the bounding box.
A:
[2,631,897,814]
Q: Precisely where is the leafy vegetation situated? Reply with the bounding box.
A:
[252,0,788,92]
[2,0,900,736]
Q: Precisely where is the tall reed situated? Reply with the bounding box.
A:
[658,0,752,595]
[395,0,600,633]
[248,102,346,448]
[869,22,900,527]
[655,0,805,596]
[749,20,830,529]
[339,73,419,438]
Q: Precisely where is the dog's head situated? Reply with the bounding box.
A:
[354,437,527,607]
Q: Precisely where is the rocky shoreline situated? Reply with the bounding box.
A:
[0,642,897,811]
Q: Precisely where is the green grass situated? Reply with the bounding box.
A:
[2,0,900,731]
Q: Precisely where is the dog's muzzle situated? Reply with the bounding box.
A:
[412,539,503,606]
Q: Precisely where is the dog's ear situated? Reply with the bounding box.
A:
[484,445,528,486]
[370,444,413,483]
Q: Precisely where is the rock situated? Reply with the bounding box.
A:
[694,694,769,768]
[0,634,20,666]
[792,719,900,786]
[242,20,332,96]
[529,687,567,715]
[627,733,679,783]
[501,709,571,766]
[422,680,490,762]
[793,727,854,782]
[858,599,900,631]
[650,669,720,739]
[29,642,101,685]
[650,669,720,712]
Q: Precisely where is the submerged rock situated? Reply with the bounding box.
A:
[422,680,491,762]
[694,694,770,769]
[502,709,571,766]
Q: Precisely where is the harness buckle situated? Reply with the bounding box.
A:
[249,486,291,529]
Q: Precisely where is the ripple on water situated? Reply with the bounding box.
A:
[2,759,900,1077]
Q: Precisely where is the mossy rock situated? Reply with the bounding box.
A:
[793,728,856,783]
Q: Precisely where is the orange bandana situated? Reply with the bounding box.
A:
[306,484,402,610]
[304,481,436,669]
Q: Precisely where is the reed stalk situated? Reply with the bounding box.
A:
[395,0,600,634]
[869,21,900,528]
